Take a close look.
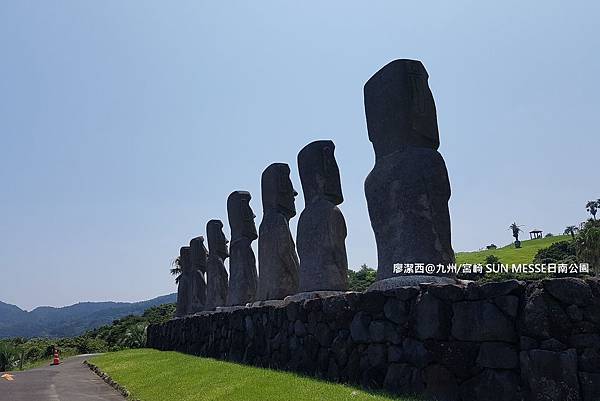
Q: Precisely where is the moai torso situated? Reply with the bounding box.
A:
[189,236,208,313]
[363,59,454,280]
[175,246,194,317]
[226,191,258,306]
[297,140,348,292]
[206,219,229,310]
[257,163,300,300]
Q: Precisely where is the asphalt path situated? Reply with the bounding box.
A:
[0,354,125,401]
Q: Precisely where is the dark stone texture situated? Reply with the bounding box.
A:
[402,337,432,368]
[189,236,208,312]
[566,305,583,321]
[423,283,465,301]
[580,372,600,401]
[363,59,454,280]
[520,336,538,350]
[425,341,479,379]
[297,140,348,292]
[461,370,519,401]
[580,348,600,373]
[479,280,524,299]
[423,364,459,401]
[543,277,592,306]
[569,333,600,349]
[384,363,424,395]
[521,284,570,340]
[520,349,580,401]
[539,338,568,351]
[452,301,516,342]
[226,191,258,306]
[493,295,519,318]
[350,311,371,343]
[175,245,207,317]
[257,163,300,301]
[206,220,229,310]
[384,298,408,324]
[414,292,451,340]
[476,343,518,369]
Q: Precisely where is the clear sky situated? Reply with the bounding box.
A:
[1,1,598,310]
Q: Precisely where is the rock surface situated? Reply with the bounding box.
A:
[297,140,348,292]
[363,59,454,280]
[257,163,300,301]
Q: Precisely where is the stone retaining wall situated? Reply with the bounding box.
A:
[147,278,600,401]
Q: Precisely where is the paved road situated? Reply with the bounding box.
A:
[0,355,125,401]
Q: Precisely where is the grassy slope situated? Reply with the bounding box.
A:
[455,235,571,265]
[90,349,415,401]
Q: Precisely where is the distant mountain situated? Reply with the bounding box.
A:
[0,294,176,339]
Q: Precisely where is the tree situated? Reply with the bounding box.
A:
[119,324,147,349]
[509,222,523,241]
[170,256,182,284]
[564,225,578,240]
[0,342,18,372]
[576,220,600,276]
[533,241,578,265]
[347,264,377,292]
[586,200,599,220]
[484,255,502,266]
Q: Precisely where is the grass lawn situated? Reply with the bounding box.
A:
[90,349,415,401]
[455,235,571,266]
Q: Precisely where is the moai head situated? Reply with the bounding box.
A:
[227,191,258,241]
[364,59,440,159]
[189,236,208,274]
[179,246,192,273]
[261,163,298,219]
[207,219,229,260]
[297,140,343,205]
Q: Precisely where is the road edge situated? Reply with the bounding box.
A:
[83,360,140,401]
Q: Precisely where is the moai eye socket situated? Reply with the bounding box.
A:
[242,197,253,221]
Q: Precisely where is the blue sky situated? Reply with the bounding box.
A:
[1,1,598,310]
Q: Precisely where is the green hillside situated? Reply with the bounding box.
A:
[456,235,571,266]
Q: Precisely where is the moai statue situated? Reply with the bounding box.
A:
[364,59,455,281]
[297,140,348,292]
[257,163,300,300]
[226,191,258,306]
[189,236,208,312]
[206,219,229,310]
[175,246,193,317]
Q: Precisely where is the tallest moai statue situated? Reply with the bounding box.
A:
[364,59,454,281]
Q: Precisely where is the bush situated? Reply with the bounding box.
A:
[533,241,578,265]
[347,265,377,292]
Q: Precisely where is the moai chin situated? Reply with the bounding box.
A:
[226,191,258,306]
[364,59,455,281]
[296,140,348,292]
[206,219,229,310]
[189,236,208,312]
[257,163,300,300]
[175,246,193,317]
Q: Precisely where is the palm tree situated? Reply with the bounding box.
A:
[0,343,17,372]
[119,324,147,349]
[170,256,182,284]
[564,225,578,240]
[509,222,523,241]
[576,223,600,276]
[587,200,599,220]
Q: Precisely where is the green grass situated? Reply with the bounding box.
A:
[456,235,571,266]
[90,349,415,401]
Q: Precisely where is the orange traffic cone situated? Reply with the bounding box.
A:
[51,349,60,366]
